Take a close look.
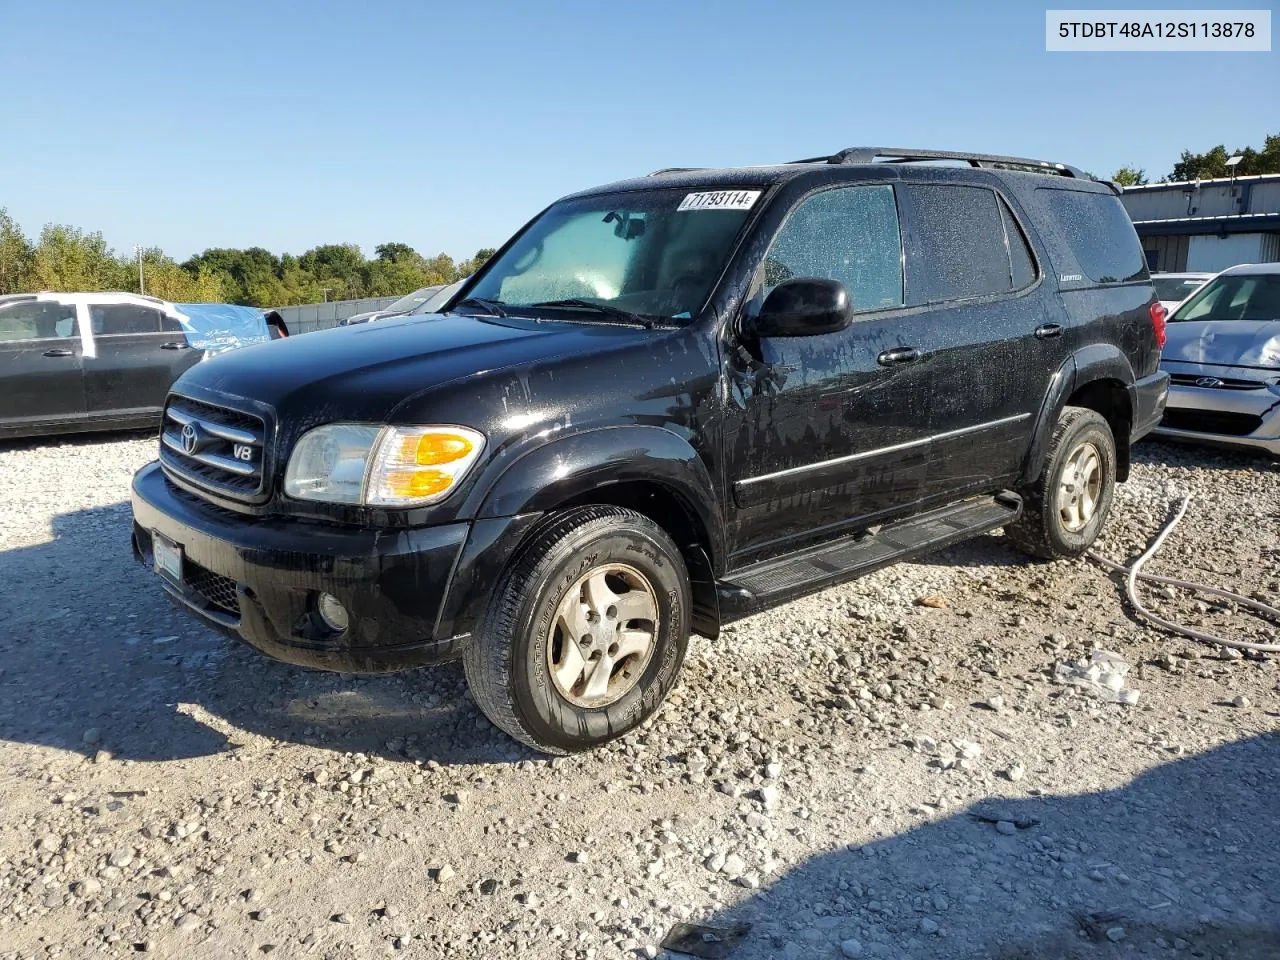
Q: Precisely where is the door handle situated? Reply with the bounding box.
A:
[42,348,74,357]
[877,346,920,366]
[1034,323,1063,339]
[160,341,191,350]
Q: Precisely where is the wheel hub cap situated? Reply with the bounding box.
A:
[547,563,658,708]
[1057,440,1102,533]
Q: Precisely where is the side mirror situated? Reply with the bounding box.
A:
[750,277,852,338]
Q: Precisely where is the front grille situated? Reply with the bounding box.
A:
[160,395,267,498]
[1168,373,1268,391]
[185,562,240,617]
[1160,408,1264,436]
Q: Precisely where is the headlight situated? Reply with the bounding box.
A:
[283,424,484,507]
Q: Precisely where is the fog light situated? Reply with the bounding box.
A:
[316,593,349,632]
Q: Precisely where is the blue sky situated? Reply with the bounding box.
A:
[2,0,1275,263]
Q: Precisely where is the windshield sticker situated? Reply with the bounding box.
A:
[677,190,761,212]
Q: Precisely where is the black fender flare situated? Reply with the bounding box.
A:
[1020,345,1138,486]
[474,425,721,548]
[1071,342,1138,390]
[1019,355,1076,487]
[438,426,724,641]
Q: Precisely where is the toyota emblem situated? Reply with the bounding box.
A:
[180,422,200,454]
[1195,376,1223,388]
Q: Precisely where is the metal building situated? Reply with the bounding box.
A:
[1119,173,1280,273]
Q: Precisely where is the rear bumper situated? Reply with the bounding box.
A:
[1128,370,1170,443]
[130,461,472,672]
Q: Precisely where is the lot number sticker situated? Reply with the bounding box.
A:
[677,190,761,212]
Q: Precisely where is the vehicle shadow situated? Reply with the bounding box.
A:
[697,732,1280,959]
[0,501,535,766]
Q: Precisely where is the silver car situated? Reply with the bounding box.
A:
[339,285,445,327]
[338,281,464,326]
[1154,263,1280,457]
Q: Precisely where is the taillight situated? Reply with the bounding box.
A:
[1149,301,1167,348]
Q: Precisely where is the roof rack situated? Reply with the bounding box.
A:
[645,167,706,177]
[790,147,1091,181]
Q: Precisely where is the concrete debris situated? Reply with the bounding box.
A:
[1054,649,1141,704]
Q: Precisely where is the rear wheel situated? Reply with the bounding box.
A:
[1007,406,1116,559]
[463,506,690,754]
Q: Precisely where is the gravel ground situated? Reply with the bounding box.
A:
[0,432,1277,960]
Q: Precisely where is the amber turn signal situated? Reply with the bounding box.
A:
[394,432,475,466]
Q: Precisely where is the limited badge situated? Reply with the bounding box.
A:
[677,190,761,212]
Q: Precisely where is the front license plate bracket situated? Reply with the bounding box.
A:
[153,533,183,585]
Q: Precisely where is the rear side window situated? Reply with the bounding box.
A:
[1037,189,1146,284]
[89,303,164,335]
[0,299,77,342]
[902,184,1023,304]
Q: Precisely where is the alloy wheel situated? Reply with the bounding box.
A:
[547,563,659,707]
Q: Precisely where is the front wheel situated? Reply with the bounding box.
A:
[1006,406,1117,559]
[463,506,690,754]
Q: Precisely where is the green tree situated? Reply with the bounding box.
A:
[457,247,497,277]
[1169,133,1280,181]
[374,242,420,264]
[0,208,33,294]
[26,224,129,292]
[1111,166,1147,187]
[366,258,428,297]
[130,248,227,302]
[420,253,459,286]
[3,213,489,306]
[299,243,367,300]
[183,247,281,304]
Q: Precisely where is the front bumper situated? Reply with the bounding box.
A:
[1128,370,1170,443]
[130,461,472,671]
[1152,374,1280,457]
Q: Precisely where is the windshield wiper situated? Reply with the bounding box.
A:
[530,299,658,329]
[450,296,507,317]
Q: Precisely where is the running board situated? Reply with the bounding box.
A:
[717,493,1022,621]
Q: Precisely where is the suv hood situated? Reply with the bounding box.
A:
[1162,319,1280,371]
[177,311,653,421]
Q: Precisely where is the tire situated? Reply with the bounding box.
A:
[463,506,691,754]
[1006,406,1117,560]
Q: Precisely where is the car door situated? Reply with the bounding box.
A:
[896,180,1067,501]
[83,301,197,416]
[0,297,87,432]
[722,182,939,565]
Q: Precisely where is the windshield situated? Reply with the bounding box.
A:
[411,280,465,314]
[465,186,761,321]
[386,285,441,313]
[1152,276,1207,303]
[1171,273,1280,322]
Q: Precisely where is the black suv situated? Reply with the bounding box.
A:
[131,147,1169,753]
